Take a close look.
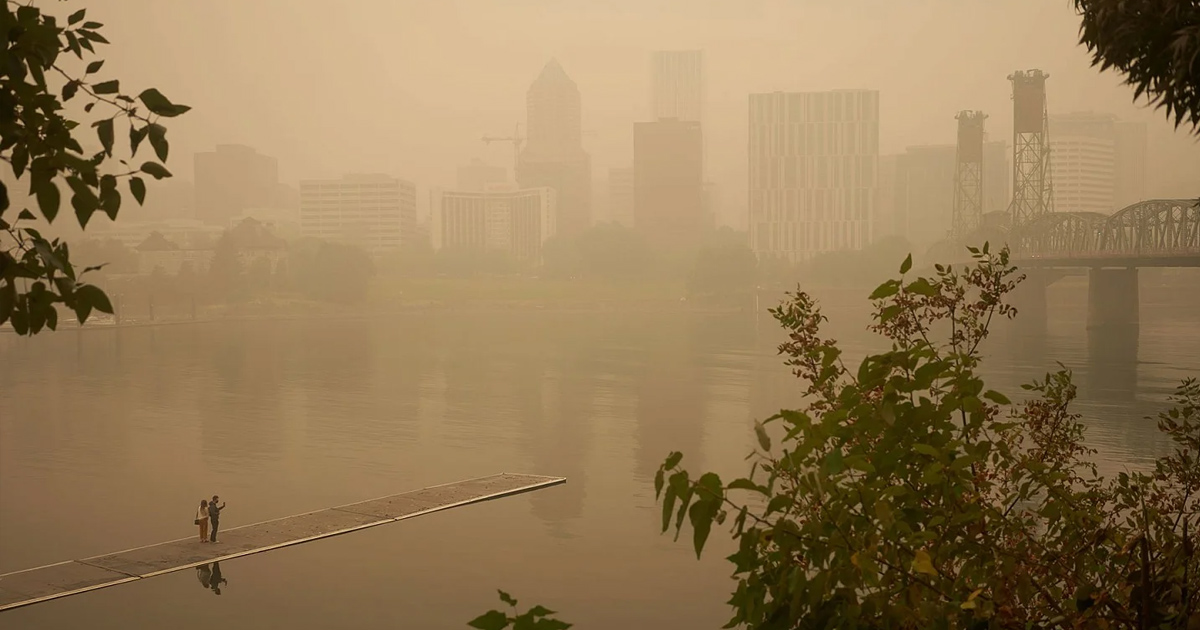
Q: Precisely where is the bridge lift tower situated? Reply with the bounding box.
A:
[1007,69,1054,227]
[951,110,987,238]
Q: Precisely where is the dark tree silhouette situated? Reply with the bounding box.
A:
[1074,0,1200,134]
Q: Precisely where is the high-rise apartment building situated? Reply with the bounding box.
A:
[748,90,879,262]
[1049,112,1146,214]
[608,167,634,228]
[456,159,507,192]
[430,186,556,264]
[298,174,417,254]
[194,145,279,226]
[634,119,705,251]
[651,50,704,123]
[880,140,1008,248]
[518,60,592,239]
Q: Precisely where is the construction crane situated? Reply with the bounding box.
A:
[482,124,525,179]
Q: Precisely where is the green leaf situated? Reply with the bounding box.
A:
[0,283,14,326]
[912,549,937,576]
[525,605,556,618]
[99,175,120,220]
[96,118,114,156]
[664,451,683,470]
[140,162,172,180]
[18,209,36,221]
[148,123,168,161]
[35,181,60,223]
[498,590,517,607]
[726,478,766,494]
[71,188,101,228]
[138,88,192,117]
[913,444,940,458]
[468,610,509,630]
[62,80,80,101]
[85,60,104,74]
[653,468,664,496]
[899,254,913,274]
[75,284,114,315]
[869,279,900,300]
[753,421,771,451]
[130,125,149,157]
[93,80,120,95]
[129,177,146,205]
[69,8,86,24]
[823,448,844,475]
[983,390,1011,406]
[905,277,939,297]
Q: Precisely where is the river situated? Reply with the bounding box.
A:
[2,276,1197,629]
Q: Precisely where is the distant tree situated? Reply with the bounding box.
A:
[434,246,515,278]
[569,223,656,283]
[208,233,246,301]
[292,240,374,303]
[802,235,915,287]
[1074,0,1200,134]
[1,4,188,335]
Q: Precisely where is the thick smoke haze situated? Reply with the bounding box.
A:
[81,0,1197,229]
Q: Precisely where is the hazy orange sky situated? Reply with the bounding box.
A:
[52,0,1200,225]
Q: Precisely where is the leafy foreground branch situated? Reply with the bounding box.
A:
[1,3,189,334]
[475,245,1200,629]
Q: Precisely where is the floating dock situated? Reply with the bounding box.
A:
[0,473,565,612]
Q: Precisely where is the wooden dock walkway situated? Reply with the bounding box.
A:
[0,473,565,612]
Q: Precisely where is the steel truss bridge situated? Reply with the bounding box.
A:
[965,199,1200,268]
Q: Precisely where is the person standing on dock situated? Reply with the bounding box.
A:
[207,495,226,543]
[196,499,210,542]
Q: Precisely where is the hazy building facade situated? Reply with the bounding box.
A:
[430,186,556,263]
[518,60,591,237]
[651,50,704,123]
[608,167,634,228]
[749,90,879,262]
[902,144,957,247]
[634,119,704,251]
[194,145,279,226]
[1049,112,1146,214]
[881,141,1009,247]
[457,158,507,193]
[299,174,417,254]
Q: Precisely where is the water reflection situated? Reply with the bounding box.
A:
[195,561,228,596]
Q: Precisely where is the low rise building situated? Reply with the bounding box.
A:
[299,174,417,254]
[430,185,556,263]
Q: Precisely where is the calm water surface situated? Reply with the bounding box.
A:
[2,279,1197,629]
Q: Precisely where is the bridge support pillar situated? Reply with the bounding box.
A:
[1087,268,1139,330]
[1011,268,1049,333]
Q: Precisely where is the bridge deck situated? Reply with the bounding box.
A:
[0,473,565,612]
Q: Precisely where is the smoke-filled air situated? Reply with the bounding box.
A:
[2,1,1199,629]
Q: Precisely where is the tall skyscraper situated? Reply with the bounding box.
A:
[634,119,704,252]
[194,145,279,227]
[1049,112,1145,214]
[651,50,704,123]
[299,174,417,254]
[748,90,880,263]
[518,60,592,238]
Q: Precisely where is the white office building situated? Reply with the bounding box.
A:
[298,174,417,254]
[1049,112,1146,214]
[748,90,880,262]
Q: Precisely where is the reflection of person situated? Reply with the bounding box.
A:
[196,500,210,543]
[196,563,213,589]
[207,495,226,543]
[209,562,228,595]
